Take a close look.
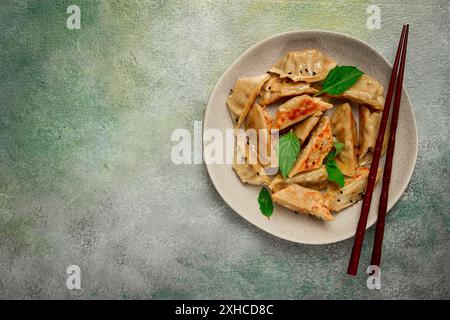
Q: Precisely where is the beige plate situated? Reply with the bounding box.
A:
[204,31,417,244]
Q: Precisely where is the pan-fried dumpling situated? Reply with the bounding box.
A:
[273,95,333,130]
[289,116,333,177]
[272,184,334,221]
[269,166,328,193]
[293,111,323,143]
[245,103,272,131]
[331,74,385,110]
[269,49,337,83]
[259,75,318,105]
[227,74,270,128]
[232,135,270,185]
[245,103,276,168]
[358,105,389,166]
[330,103,358,177]
[325,167,382,212]
[232,164,269,185]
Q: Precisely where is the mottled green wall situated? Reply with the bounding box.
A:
[0,0,449,299]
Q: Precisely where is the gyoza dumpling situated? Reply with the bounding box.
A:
[325,167,382,212]
[245,103,276,168]
[232,149,270,186]
[289,116,333,177]
[269,166,328,193]
[293,111,323,143]
[232,135,270,186]
[259,74,318,105]
[273,95,333,130]
[269,49,337,83]
[245,103,272,131]
[227,74,270,128]
[330,103,358,177]
[358,105,389,166]
[331,74,385,110]
[272,184,334,221]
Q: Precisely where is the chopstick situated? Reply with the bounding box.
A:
[371,25,409,267]
[347,25,409,276]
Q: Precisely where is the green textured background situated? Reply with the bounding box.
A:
[0,0,449,299]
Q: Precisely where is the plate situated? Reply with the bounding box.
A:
[204,31,417,244]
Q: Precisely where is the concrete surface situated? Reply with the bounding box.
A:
[0,0,449,299]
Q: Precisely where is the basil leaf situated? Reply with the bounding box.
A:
[325,142,345,188]
[334,141,345,156]
[325,158,345,188]
[315,66,364,96]
[325,149,336,162]
[258,187,273,218]
[278,131,301,179]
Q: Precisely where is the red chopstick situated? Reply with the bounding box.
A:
[347,25,408,276]
[371,25,409,267]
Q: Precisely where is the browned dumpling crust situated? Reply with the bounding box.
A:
[273,95,333,130]
[269,166,328,193]
[330,103,358,177]
[272,184,334,220]
[269,49,337,83]
[227,74,270,128]
[259,74,318,105]
[289,116,334,177]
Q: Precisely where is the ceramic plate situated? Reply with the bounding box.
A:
[204,31,417,244]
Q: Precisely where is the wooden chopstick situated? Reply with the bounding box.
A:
[371,25,409,267]
[347,25,408,276]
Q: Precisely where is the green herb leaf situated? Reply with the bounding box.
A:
[325,158,345,188]
[278,131,301,179]
[334,141,345,156]
[325,141,345,187]
[315,66,364,96]
[325,149,336,162]
[258,187,274,218]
